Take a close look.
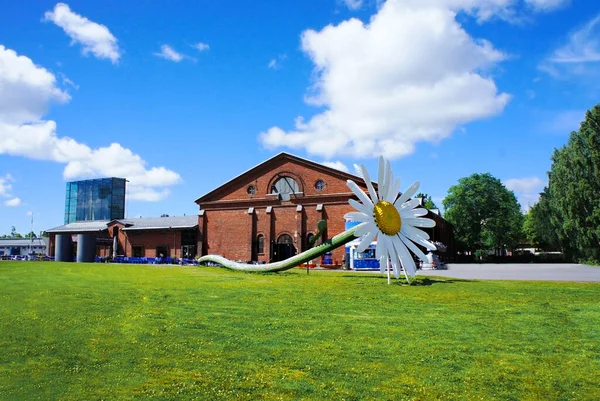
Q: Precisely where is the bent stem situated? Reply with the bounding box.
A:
[197,226,358,272]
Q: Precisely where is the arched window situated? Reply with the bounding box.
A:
[315,179,325,191]
[270,176,300,201]
[257,234,264,254]
[277,234,293,244]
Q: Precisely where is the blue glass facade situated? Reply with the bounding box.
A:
[64,178,126,224]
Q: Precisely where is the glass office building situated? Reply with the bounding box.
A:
[64,178,126,224]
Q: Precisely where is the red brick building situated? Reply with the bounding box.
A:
[47,152,453,265]
[46,216,199,262]
[195,153,369,265]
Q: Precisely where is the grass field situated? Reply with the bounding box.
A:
[1,262,599,400]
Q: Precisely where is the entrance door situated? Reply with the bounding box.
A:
[271,234,296,262]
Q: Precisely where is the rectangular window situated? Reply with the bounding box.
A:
[132,246,143,257]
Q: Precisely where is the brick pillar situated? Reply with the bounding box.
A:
[248,207,255,262]
[266,206,274,262]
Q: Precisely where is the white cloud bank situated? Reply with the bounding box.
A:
[504,176,545,210]
[0,174,21,207]
[154,44,185,62]
[321,161,349,173]
[260,0,512,160]
[0,45,181,202]
[44,3,121,64]
[540,14,600,77]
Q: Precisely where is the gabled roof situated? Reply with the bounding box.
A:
[46,220,112,233]
[119,215,198,231]
[46,216,198,233]
[195,152,367,204]
[0,238,49,247]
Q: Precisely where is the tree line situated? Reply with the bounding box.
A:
[0,226,45,239]
[440,103,599,263]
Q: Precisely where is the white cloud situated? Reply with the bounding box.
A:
[192,42,210,52]
[5,197,21,207]
[0,45,181,202]
[154,45,185,62]
[0,174,14,198]
[342,0,364,10]
[540,14,600,77]
[540,109,584,134]
[260,0,510,160]
[524,0,570,12]
[504,176,545,210]
[44,3,121,64]
[321,161,349,173]
[267,54,287,70]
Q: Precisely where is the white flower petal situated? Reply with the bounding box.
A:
[385,177,401,204]
[401,228,436,250]
[349,199,372,215]
[360,164,379,205]
[355,221,375,237]
[402,224,431,241]
[377,234,390,274]
[378,156,386,200]
[394,238,417,277]
[395,181,420,206]
[404,217,436,228]
[344,211,370,222]
[399,198,421,211]
[357,229,377,253]
[399,234,428,264]
[347,180,374,209]
[390,237,402,278]
[383,159,392,201]
[401,207,428,218]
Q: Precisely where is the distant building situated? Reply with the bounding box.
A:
[46,216,199,262]
[0,238,49,257]
[64,178,126,224]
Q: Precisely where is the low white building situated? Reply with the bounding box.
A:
[0,238,49,257]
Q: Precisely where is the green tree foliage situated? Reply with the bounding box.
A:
[10,226,23,239]
[25,231,37,239]
[542,105,600,262]
[415,192,438,210]
[443,173,523,254]
[525,189,561,251]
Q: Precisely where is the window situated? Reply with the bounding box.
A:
[277,234,293,244]
[315,179,325,191]
[247,185,256,195]
[257,234,264,254]
[271,176,300,201]
[132,246,143,257]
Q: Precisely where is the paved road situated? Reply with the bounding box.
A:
[417,263,600,282]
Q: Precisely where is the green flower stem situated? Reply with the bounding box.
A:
[197,226,358,272]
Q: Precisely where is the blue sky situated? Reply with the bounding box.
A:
[1,0,599,236]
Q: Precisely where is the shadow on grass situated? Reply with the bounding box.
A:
[339,273,472,286]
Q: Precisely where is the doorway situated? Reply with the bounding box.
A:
[271,234,296,262]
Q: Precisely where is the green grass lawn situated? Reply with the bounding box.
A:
[1,262,599,400]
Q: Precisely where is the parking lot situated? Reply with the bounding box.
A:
[418,263,600,282]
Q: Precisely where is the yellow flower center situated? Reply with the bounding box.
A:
[373,200,402,236]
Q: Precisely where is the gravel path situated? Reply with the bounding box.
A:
[417,263,600,282]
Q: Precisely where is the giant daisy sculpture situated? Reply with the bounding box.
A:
[345,157,436,284]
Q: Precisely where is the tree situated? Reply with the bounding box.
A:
[25,231,37,239]
[10,226,23,239]
[443,173,523,255]
[415,192,439,210]
[525,188,561,251]
[543,104,600,262]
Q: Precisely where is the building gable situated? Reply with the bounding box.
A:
[195,153,372,208]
